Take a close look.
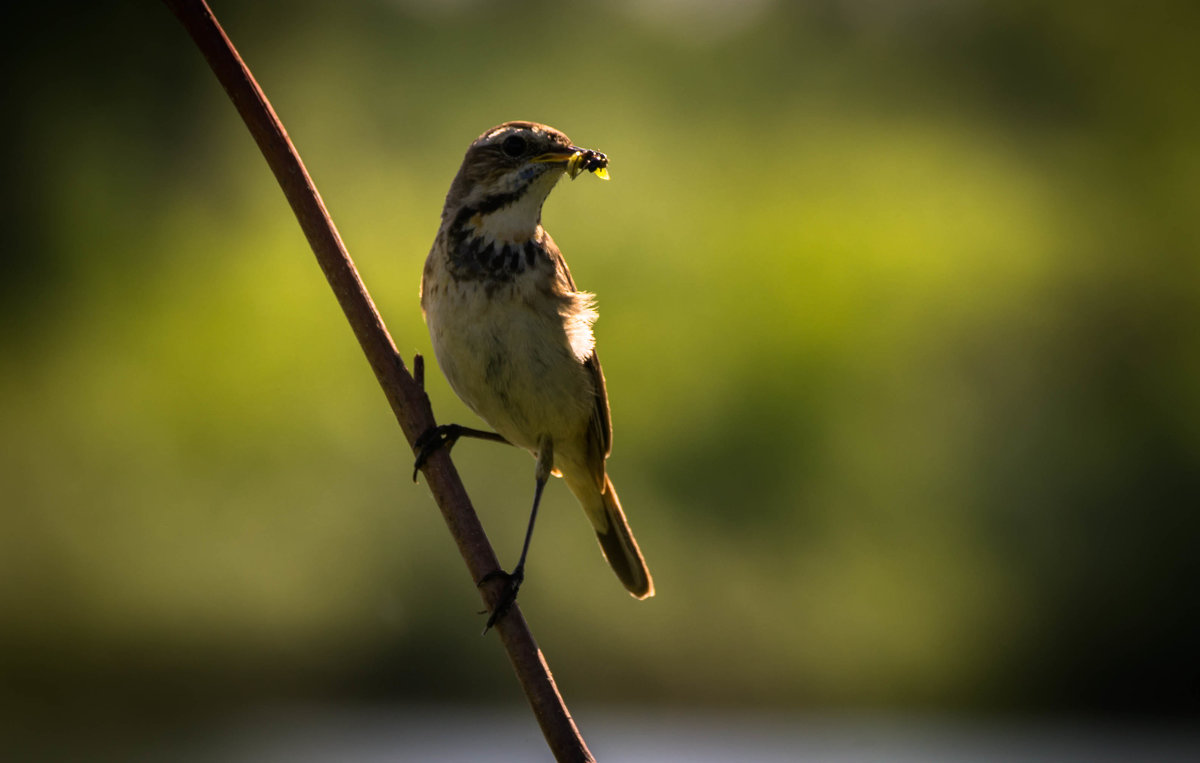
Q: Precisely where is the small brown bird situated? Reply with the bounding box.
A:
[417,121,652,627]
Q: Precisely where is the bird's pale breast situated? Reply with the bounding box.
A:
[424,237,595,456]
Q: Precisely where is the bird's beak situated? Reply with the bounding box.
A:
[533,146,610,180]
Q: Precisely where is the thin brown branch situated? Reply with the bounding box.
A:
[159,1,594,760]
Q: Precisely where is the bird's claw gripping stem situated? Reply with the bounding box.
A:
[411,424,509,482]
[478,566,525,634]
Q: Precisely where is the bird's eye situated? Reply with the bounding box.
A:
[501,135,527,158]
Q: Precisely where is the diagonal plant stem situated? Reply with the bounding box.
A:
[160,1,595,760]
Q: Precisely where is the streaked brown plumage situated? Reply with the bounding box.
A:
[419,122,653,624]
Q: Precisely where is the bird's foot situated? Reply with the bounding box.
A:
[412,424,509,482]
[477,565,524,634]
[412,424,467,481]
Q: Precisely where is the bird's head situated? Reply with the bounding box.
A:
[442,121,608,238]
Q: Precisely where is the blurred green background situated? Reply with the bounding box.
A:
[3,0,1199,750]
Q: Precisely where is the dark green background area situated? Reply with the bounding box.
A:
[2,0,1198,737]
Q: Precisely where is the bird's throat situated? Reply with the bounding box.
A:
[472,199,540,244]
[471,170,561,244]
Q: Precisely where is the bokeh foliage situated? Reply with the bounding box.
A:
[2,0,1198,722]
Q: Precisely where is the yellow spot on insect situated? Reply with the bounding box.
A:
[566,152,585,179]
[566,149,610,181]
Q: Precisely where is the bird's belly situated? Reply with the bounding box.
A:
[427,280,592,453]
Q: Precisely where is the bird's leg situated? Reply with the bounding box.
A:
[511,440,554,585]
[480,436,554,633]
[412,424,510,481]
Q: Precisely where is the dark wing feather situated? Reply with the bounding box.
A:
[584,351,613,487]
[546,232,612,489]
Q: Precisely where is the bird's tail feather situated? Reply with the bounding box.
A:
[571,474,653,599]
